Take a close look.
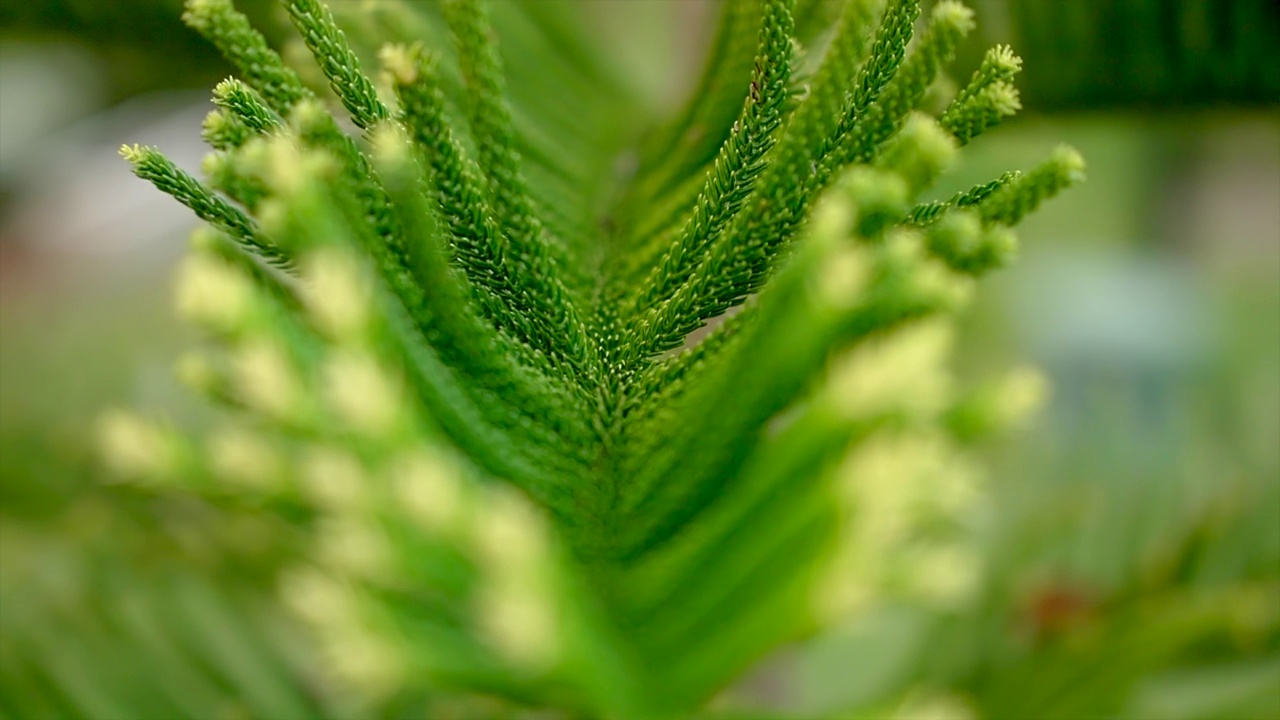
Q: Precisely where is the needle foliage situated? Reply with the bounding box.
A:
[92,0,1089,716]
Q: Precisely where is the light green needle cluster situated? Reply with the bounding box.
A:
[941,44,1023,145]
[109,0,1081,716]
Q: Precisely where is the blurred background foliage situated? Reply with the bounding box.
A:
[967,0,1280,110]
[0,0,281,101]
[1,0,1277,717]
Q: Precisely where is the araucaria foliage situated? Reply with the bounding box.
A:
[108,0,1081,716]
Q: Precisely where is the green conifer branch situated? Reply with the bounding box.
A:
[442,0,594,372]
[106,1,1089,715]
[283,105,420,319]
[201,109,253,151]
[940,79,1022,145]
[387,46,566,369]
[924,208,1018,274]
[371,125,596,466]
[788,0,884,161]
[121,144,289,267]
[444,0,548,260]
[619,0,924,358]
[284,0,390,129]
[825,0,976,171]
[202,150,267,211]
[627,0,765,216]
[182,0,313,115]
[907,169,1019,225]
[826,0,922,158]
[614,0,877,326]
[940,43,1023,144]
[976,145,1086,225]
[625,0,796,359]
[948,43,1022,111]
[212,78,281,135]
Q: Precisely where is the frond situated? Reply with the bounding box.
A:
[97,0,1090,716]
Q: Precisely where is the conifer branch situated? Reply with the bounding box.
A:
[391,47,592,377]
[106,2,1088,715]
[212,78,281,135]
[443,0,592,370]
[976,145,1086,226]
[202,150,267,211]
[182,0,312,115]
[371,125,595,463]
[640,0,882,321]
[201,109,252,151]
[908,170,1019,225]
[941,80,1022,145]
[924,208,1018,274]
[828,0,922,156]
[825,0,976,171]
[284,0,390,129]
[626,0,796,359]
[626,0,765,218]
[618,178,968,561]
[444,0,548,259]
[620,0,925,358]
[940,44,1023,144]
[387,46,560,366]
[949,44,1022,111]
[121,144,289,267]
